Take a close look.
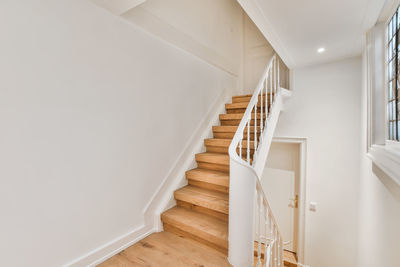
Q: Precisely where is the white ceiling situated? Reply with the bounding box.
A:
[255,0,388,68]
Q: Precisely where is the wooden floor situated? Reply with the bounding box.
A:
[98,231,231,267]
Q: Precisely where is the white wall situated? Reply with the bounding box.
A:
[274,57,362,267]
[0,1,238,266]
[243,13,274,92]
[243,13,290,92]
[356,49,400,267]
[123,0,244,78]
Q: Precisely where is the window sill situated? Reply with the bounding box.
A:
[367,144,400,185]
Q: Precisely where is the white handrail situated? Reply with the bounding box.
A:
[228,55,284,267]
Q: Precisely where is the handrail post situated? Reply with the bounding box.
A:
[228,160,256,267]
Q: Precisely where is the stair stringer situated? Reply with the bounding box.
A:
[143,87,234,232]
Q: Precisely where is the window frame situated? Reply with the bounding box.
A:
[365,7,400,186]
[386,9,400,142]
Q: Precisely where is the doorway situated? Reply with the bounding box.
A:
[261,137,307,264]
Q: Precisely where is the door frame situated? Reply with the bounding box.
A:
[272,137,307,265]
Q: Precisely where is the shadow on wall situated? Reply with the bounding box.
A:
[372,163,400,202]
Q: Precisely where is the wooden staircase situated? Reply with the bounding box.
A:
[161,94,266,255]
[99,93,292,266]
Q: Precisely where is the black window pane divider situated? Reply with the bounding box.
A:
[388,9,400,141]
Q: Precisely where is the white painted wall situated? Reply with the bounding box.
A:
[0,1,239,266]
[356,48,400,267]
[274,58,362,267]
[122,2,290,93]
[123,0,244,78]
[243,13,290,92]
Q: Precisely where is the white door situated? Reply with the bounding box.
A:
[261,167,296,251]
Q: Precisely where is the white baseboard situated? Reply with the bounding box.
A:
[143,87,232,231]
[65,224,154,267]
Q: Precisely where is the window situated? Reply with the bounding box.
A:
[387,11,400,141]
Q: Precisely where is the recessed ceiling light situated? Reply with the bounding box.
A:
[317,47,325,53]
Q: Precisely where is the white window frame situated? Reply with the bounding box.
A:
[366,4,400,185]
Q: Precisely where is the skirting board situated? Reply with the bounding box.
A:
[65,224,154,267]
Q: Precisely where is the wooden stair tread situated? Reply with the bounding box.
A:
[225,101,269,110]
[186,168,229,188]
[205,138,254,148]
[232,93,273,98]
[220,113,262,120]
[195,152,230,165]
[232,93,274,103]
[162,207,228,250]
[233,94,253,98]
[213,125,261,133]
[175,185,229,214]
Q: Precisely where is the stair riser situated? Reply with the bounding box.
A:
[177,200,228,222]
[174,191,228,215]
[185,169,229,188]
[232,94,274,103]
[213,132,260,140]
[197,162,229,173]
[221,120,259,126]
[225,100,271,112]
[162,223,228,255]
[188,179,229,193]
[220,113,263,121]
[206,145,255,155]
[227,108,270,114]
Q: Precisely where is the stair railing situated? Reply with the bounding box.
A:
[228,55,284,267]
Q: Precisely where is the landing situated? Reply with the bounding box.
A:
[98,231,231,266]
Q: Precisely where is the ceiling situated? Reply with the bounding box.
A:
[255,0,388,68]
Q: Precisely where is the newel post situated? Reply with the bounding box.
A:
[228,159,256,267]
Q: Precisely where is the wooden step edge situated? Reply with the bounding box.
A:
[212,125,261,133]
[195,153,230,165]
[176,200,228,222]
[174,186,229,214]
[185,168,229,188]
[232,93,274,99]
[205,138,255,148]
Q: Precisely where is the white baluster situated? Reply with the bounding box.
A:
[269,69,273,111]
[265,79,268,130]
[247,119,250,163]
[274,59,277,98]
[239,133,242,159]
[257,193,262,267]
[264,206,269,267]
[260,85,263,134]
[277,235,281,267]
[254,96,258,163]
[269,216,273,267]
[277,58,280,90]
[280,237,284,267]
[274,227,278,267]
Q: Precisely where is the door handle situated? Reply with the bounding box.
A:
[288,195,298,208]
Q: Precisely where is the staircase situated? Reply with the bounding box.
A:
[99,55,289,267]
[161,93,269,256]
